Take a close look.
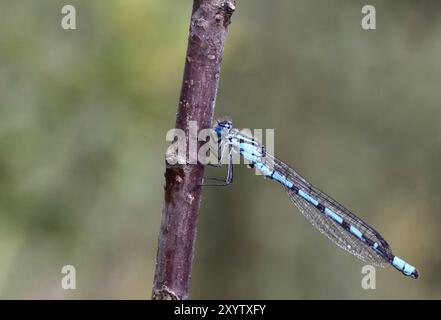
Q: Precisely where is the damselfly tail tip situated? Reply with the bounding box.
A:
[410,268,419,279]
[391,255,419,279]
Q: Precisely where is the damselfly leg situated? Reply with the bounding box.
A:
[201,134,234,186]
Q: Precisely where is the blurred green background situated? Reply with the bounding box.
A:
[0,0,440,299]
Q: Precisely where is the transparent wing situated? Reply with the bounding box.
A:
[286,187,390,267]
[261,152,392,267]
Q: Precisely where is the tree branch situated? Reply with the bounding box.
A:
[152,0,236,300]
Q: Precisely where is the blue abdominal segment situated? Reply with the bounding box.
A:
[392,256,419,279]
[224,129,419,279]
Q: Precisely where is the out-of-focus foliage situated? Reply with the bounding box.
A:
[0,0,440,298]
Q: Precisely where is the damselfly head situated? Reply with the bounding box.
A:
[214,117,233,136]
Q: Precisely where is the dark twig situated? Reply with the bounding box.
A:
[152,0,236,300]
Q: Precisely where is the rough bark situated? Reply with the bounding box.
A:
[152,0,236,300]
